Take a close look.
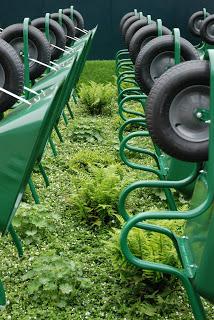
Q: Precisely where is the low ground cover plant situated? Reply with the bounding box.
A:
[78,81,116,115]
[22,252,90,308]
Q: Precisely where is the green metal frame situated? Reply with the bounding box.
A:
[119,49,214,320]
[0,22,97,306]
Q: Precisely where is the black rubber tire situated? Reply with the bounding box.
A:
[200,14,214,44]
[0,23,51,80]
[188,11,206,37]
[0,38,24,112]
[121,15,140,39]
[125,18,152,48]
[51,13,75,45]
[135,35,200,95]
[63,8,84,37]
[120,12,135,30]
[146,60,210,162]
[129,24,171,63]
[31,17,66,61]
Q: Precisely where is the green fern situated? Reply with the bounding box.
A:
[69,164,127,226]
[78,81,117,115]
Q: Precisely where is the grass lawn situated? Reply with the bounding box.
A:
[79,60,115,84]
[0,61,213,320]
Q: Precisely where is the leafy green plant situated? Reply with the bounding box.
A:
[13,203,60,244]
[22,252,90,308]
[78,81,116,115]
[104,219,184,316]
[68,148,115,173]
[106,219,184,282]
[71,123,103,144]
[70,165,127,227]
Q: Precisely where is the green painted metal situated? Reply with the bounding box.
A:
[23,18,31,98]
[38,162,49,187]
[70,5,74,21]
[166,158,197,197]
[115,23,198,200]
[49,137,57,157]
[118,49,214,319]
[28,177,40,204]
[0,280,6,307]
[147,15,152,24]
[157,19,163,37]
[0,24,97,305]
[203,7,208,18]
[0,84,61,235]
[139,12,143,20]
[58,9,63,26]
[62,110,69,125]
[8,224,24,258]
[45,13,50,41]
[32,29,97,163]
[66,101,74,118]
[54,125,64,142]
[173,28,181,65]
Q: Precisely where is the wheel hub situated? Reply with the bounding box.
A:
[169,85,210,142]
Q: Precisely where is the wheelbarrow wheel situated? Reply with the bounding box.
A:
[51,13,75,45]
[0,23,51,80]
[121,15,140,39]
[129,24,171,63]
[188,11,207,37]
[0,38,24,112]
[125,17,153,48]
[200,14,214,45]
[135,35,200,95]
[31,17,66,61]
[146,60,210,162]
[120,12,135,30]
[63,9,84,37]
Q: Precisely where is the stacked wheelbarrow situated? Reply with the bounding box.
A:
[116,8,214,320]
[0,5,97,306]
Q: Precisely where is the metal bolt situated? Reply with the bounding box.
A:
[196,112,202,119]
[182,236,189,240]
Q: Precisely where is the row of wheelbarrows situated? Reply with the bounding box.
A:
[0,6,97,306]
[116,8,214,320]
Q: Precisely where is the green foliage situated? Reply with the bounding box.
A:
[70,123,103,143]
[106,219,184,285]
[68,148,115,173]
[22,252,90,308]
[106,219,184,282]
[13,203,60,244]
[104,219,184,316]
[78,81,116,115]
[70,165,126,227]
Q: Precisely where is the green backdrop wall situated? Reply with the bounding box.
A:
[1,0,214,59]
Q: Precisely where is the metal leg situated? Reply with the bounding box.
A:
[54,125,64,143]
[0,280,6,307]
[182,277,207,320]
[66,103,74,119]
[28,177,40,204]
[62,111,68,126]
[164,188,177,211]
[72,92,78,104]
[38,162,49,187]
[49,137,57,157]
[8,224,23,258]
